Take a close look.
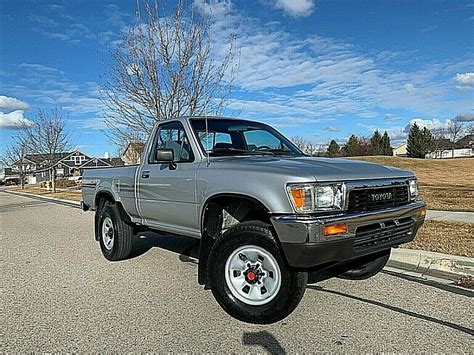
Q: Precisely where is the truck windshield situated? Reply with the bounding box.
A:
[190,118,303,157]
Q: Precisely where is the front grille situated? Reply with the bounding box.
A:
[348,185,409,212]
[354,217,414,251]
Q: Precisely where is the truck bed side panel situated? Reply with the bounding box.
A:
[82,165,140,219]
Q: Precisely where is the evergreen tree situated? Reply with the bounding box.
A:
[421,127,436,155]
[381,131,393,156]
[343,135,361,156]
[407,123,435,158]
[407,123,422,158]
[327,140,340,157]
[370,130,383,155]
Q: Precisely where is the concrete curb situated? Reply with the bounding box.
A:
[2,189,81,209]
[388,248,473,281]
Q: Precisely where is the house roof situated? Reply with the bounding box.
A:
[23,152,72,164]
[455,134,474,149]
[77,157,112,169]
[435,138,452,150]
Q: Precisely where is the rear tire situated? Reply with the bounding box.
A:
[207,221,307,324]
[337,249,391,280]
[97,204,134,261]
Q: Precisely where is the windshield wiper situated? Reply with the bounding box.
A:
[210,147,275,156]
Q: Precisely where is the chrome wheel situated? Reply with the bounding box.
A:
[224,245,281,306]
[101,217,114,251]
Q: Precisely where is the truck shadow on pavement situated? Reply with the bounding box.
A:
[307,285,473,336]
[242,331,286,354]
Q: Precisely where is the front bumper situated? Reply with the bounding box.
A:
[271,201,426,269]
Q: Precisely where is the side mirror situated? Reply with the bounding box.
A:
[156,149,174,162]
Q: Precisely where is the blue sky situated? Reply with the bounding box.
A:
[1,0,473,158]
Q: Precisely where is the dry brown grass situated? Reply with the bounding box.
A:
[348,156,474,212]
[12,187,82,202]
[403,220,474,257]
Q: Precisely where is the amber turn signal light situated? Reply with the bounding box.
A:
[419,209,426,218]
[290,188,305,208]
[323,223,348,236]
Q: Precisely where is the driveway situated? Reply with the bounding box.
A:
[1,192,472,352]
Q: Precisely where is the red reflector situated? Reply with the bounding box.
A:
[323,223,348,236]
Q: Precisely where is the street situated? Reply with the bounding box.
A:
[1,191,472,353]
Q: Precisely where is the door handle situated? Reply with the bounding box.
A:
[141,170,151,179]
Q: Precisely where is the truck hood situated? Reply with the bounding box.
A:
[211,156,415,182]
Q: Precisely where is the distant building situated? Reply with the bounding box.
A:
[11,151,91,184]
[0,161,4,182]
[426,134,474,159]
[455,134,474,149]
[392,143,407,157]
[123,142,145,165]
[10,150,124,183]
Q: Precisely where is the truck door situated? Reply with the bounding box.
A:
[137,121,200,236]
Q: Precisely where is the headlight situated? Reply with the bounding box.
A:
[408,179,419,200]
[287,183,345,213]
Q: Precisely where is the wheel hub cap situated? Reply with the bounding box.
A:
[101,217,114,251]
[224,245,282,306]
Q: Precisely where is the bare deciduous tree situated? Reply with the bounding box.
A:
[290,136,318,156]
[102,0,237,148]
[3,140,32,190]
[447,120,464,158]
[430,127,446,159]
[18,109,72,192]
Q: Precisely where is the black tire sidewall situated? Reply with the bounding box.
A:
[98,207,117,260]
[208,223,306,324]
[97,205,133,261]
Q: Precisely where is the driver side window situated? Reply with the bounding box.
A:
[152,122,194,163]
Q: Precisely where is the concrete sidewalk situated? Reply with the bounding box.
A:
[425,210,474,223]
[1,189,81,209]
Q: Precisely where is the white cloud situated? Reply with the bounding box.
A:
[455,112,474,122]
[29,7,94,43]
[193,0,233,16]
[454,72,474,91]
[273,0,315,17]
[3,64,103,117]
[0,96,30,111]
[0,110,33,129]
[404,83,415,93]
[385,113,402,121]
[323,126,340,132]
[404,118,451,133]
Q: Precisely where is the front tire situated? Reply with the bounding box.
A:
[207,221,307,324]
[97,204,134,261]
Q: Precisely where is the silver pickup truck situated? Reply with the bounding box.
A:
[82,116,426,324]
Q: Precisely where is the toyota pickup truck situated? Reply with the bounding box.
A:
[82,116,426,324]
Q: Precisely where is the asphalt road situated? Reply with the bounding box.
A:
[1,192,473,353]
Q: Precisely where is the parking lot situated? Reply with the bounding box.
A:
[1,191,472,352]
